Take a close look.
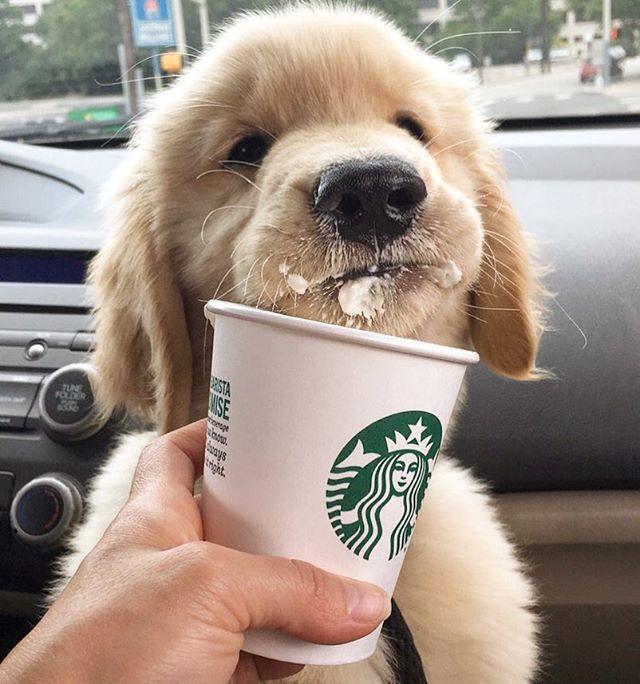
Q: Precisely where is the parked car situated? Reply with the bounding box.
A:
[526,47,542,63]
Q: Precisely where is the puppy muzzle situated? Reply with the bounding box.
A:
[312,156,427,249]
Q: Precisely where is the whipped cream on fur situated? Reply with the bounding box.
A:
[338,276,385,319]
[286,272,310,294]
[335,260,462,319]
[280,259,462,317]
[423,259,462,289]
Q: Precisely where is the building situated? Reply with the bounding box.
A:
[418,0,606,61]
[9,0,52,27]
[418,0,451,31]
[8,0,52,43]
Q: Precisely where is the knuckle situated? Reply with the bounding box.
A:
[168,543,248,629]
[287,558,333,611]
[118,497,152,528]
[133,433,174,481]
[137,438,162,467]
[83,534,120,570]
[173,542,217,581]
[132,439,164,487]
[111,497,165,544]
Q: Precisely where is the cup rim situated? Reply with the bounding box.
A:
[205,300,479,366]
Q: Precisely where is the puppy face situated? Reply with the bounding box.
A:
[171,10,484,341]
[90,7,542,430]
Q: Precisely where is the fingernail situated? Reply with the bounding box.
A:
[345,582,392,624]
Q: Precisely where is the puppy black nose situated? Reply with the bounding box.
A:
[312,157,427,248]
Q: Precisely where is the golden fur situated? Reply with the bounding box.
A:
[59,5,545,682]
[89,5,543,432]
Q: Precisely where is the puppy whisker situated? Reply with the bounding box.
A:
[255,271,276,309]
[242,255,263,299]
[476,183,506,217]
[459,306,488,325]
[467,303,521,312]
[215,257,262,302]
[434,45,479,61]
[415,0,468,41]
[483,249,524,280]
[424,127,447,149]
[196,168,264,193]
[253,253,276,307]
[483,229,523,258]
[482,239,500,289]
[550,294,588,350]
[426,30,520,53]
[200,205,256,244]
[432,137,479,158]
[95,48,201,87]
[478,262,520,294]
[212,253,253,301]
[215,160,262,170]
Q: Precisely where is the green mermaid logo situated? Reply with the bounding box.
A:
[326,411,442,561]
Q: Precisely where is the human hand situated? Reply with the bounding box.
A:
[0,420,390,684]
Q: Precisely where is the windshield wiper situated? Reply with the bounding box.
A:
[0,118,133,145]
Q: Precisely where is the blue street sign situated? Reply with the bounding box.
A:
[129,0,175,48]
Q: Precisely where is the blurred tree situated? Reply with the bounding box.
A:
[0,0,34,99]
[424,0,561,66]
[1,0,423,103]
[36,0,122,95]
[182,0,421,52]
[568,0,640,22]
[568,0,640,56]
[366,0,421,32]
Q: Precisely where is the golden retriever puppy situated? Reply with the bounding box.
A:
[54,5,544,683]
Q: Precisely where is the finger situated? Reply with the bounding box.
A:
[131,419,207,497]
[192,544,391,646]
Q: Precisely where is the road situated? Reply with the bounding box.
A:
[476,56,640,119]
[1,57,640,136]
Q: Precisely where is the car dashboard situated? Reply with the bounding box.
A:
[1,125,639,681]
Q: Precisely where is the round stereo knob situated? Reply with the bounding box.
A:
[10,474,83,548]
[39,363,108,442]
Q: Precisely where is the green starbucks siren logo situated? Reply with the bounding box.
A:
[326,411,442,561]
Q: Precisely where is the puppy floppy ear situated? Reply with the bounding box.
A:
[469,156,543,380]
[88,158,192,433]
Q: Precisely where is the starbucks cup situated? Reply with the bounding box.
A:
[202,299,478,665]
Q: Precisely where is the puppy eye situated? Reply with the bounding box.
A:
[225,134,271,166]
[395,116,426,143]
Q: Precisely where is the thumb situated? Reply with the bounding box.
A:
[193,544,392,645]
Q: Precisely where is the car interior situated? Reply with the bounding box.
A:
[1,1,639,681]
[2,120,638,682]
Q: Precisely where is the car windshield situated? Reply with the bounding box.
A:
[1,0,639,143]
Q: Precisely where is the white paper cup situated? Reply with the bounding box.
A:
[202,299,478,665]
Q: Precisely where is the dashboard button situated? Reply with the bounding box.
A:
[10,474,83,548]
[15,485,63,536]
[25,341,47,361]
[0,472,14,510]
[0,372,43,430]
[0,331,74,349]
[43,366,93,426]
[39,364,109,442]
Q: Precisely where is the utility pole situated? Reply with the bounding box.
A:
[115,0,139,114]
[193,0,210,48]
[602,0,612,86]
[471,7,485,84]
[541,0,551,74]
[171,0,188,59]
